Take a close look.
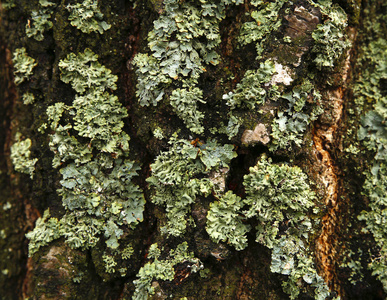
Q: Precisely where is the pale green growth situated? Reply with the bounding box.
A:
[133,242,203,300]
[133,53,171,106]
[225,114,241,139]
[2,0,16,9]
[22,92,35,105]
[238,0,286,58]
[206,156,329,298]
[223,60,276,110]
[311,1,351,69]
[355,3,387,290]
[133,0,243,107]
[103,253,117,274]
[10,134,38,179]
[243,157,329,299]
[12,48,37,85]
[26,1,56,41]
[27,49,145,255]
[59,48,117,94]
[270,79,323,151]
[66,0,111,34]
[147,134,237,236]
[153,127,164,140]
[72,89,130,153]
[121,245,134,260]
[25,209,60,256]
[206,191,250,250]
[170,87,205,134]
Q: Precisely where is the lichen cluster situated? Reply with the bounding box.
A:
[356,2,387,291]
[12,47,37,85]
[133,0,243,133]
[10,134,38,179]
[206,156,329,299]
[25,0,56,41]
[147,133,237,236]
[133,242,203,300]
[66,0,111,34]
[26,49,145,256]
[238,0,286,59]
[310,1,351,69]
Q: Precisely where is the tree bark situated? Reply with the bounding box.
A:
[0,0,386,299]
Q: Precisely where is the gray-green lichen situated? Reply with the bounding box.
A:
[238,0,286,59]
[206,156,330,299]
[133,0,243,134]
[26,49,144,256]
[12,47,37,85]
[133,242,203,300]
[147,133,237,237]
[355,1,387,290]
[270,79,323,151]
[66,0,111,34]
[310,0,351,69]
[25,0,56,41]
[22,92,35,105]
[10,133,38,179]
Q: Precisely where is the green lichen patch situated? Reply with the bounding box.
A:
[66,0,111,34]
[223,60,277,110]
[269,79,323,151]
[25,0,56,41]
[26,49,145,256]
[133,242,203,300]
[133,0,244,134]
[147,133,237,237]
[10,134,38,179]
[206,191,250,250]
[310,0,351,69]
[169,87,205,134]
[206,156,330,299]
[12,47,37,85]
[354,1,387,292]
[59,48,117,94]
[238,0,287,59]
[22,92,35,105]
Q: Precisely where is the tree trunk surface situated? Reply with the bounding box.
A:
[0,0,386,299]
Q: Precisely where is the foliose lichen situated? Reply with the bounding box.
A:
[238,0,286,59]
[26,49,145,256]
[133,242,203,300]
[133,0,244,133]
[206,156,330,299]
[25,0,56,41]
[10,133,38,179]
[269,79,323,151]
[147,133,237,236]
[66,0,111,34]
[310,0,351,69]
[12,47,37,85]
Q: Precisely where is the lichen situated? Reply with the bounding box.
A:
[26,49,145,256]
[10,134,38,179]
[12,48,37,85]
[133,242,203,300]
[310,0,351,69]
[147,133,237,236]
[269,79,323,151]
[133,0,244,133]
[206,156,331,299]
[22,92,35,105]
[25,0,56,41]
[238,0,286,59]
[66,0,111,34]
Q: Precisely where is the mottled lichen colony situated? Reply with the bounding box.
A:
[6,0,384,298]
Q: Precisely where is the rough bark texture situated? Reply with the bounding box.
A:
[0,0,386,299]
